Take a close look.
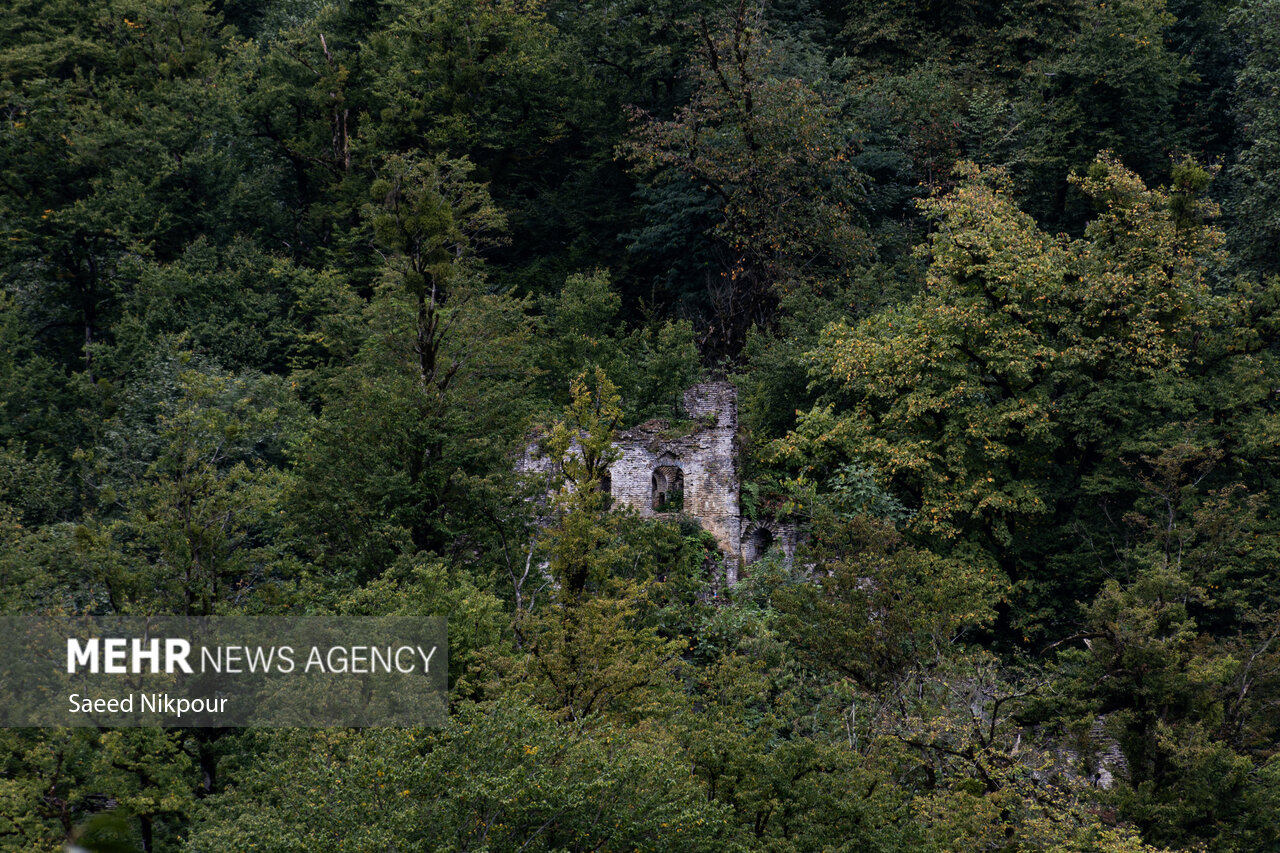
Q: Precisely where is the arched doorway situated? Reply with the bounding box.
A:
[744,525,774,564]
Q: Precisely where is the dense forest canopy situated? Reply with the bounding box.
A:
[1,0,1278,850]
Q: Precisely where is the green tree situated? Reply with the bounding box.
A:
[774,515,1007,689]
[1047,441,1280,850]
[1226,0,1280,277]
[184,702,732,852]
[774,156,1258,634]
[533,270,700,422]
[74,355,301,615]
[0,0,243,377]
[622,0,868,357]
[1022,0,1192,224]
[101,240,361,380]
[287,153,532,582]
[543,367,623,599]
[0,727,193,853]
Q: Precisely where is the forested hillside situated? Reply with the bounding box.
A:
[2,0,1279,850]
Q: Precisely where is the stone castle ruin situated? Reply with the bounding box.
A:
[522,382,797,584]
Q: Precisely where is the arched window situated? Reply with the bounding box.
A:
[651,465,684,512]
[745,526,774,564]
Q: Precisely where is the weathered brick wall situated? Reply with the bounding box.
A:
[741,519,802,575]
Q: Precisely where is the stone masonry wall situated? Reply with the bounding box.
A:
[608,383,742,572]
[521,381,802,583]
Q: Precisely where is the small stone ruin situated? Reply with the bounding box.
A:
[519,382,798,583]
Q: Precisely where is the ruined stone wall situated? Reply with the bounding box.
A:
[520,381,806,583]
[608,382,742,569]
[741,519,800,568]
